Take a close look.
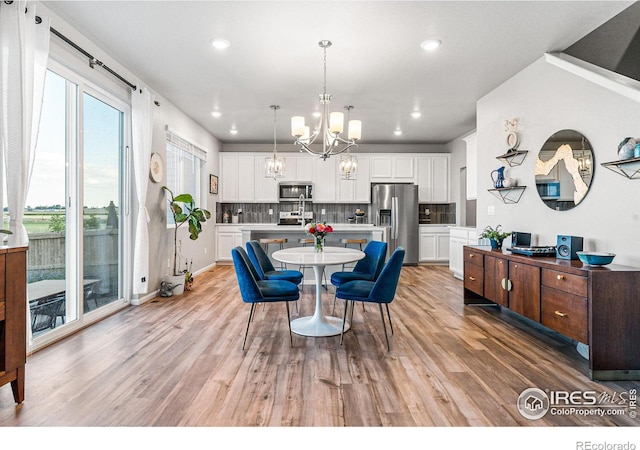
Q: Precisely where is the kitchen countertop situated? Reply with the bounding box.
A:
[420,223,456,227]
[237,223,379,232]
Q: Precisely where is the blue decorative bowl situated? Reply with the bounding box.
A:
[576,251,616,266]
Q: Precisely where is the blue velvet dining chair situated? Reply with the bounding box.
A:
[246,240,303,285]
[232,246,300,350]
[336,246,405,351]
[330,240,387,314]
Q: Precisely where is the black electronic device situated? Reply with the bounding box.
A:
[556,235,583,260]
[508,245,557,257]
[511,231,531,247]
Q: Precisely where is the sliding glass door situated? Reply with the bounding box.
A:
[82,92,123,313]
[27,66,129,343]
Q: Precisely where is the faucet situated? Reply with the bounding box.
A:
[298,194,305,228]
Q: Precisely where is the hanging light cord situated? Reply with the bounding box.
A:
[271,105,280,156]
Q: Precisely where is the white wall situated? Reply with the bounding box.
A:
[475,55,640,267]
[146,99,221,299]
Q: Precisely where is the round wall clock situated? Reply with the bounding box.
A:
[149,152,164,183]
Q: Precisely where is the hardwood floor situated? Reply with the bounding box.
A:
[1,264,638,428]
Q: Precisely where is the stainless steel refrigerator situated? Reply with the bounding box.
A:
[371,183,419,265]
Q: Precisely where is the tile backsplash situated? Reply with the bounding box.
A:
[216,201,456,225]
[217,202,369,224]
[419,203,456,224]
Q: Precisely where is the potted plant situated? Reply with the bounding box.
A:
[479,224,510,250]
[162,186,211,294]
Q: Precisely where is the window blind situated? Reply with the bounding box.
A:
[165,127,207,161]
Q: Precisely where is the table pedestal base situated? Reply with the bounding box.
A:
[291,315,350,337]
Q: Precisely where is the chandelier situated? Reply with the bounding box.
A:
[291,40,362,161]
[339,151,358,180]
[265,105,285,179]
[576,137,592,179]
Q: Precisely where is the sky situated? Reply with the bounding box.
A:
[25,69,120,210]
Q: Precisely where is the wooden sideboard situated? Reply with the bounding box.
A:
[463,245,640,381]
[0,245,28,403]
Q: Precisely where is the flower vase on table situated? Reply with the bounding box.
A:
[306,221,333,253]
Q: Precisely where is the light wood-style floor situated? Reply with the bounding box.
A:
[1,264,638,427]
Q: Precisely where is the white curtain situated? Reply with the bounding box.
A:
[0,1,50,245]
[132,88,154,294]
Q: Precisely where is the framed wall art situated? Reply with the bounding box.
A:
[209,174,218,194]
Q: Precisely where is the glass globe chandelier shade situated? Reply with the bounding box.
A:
[291,40,362,160]
[339,152,358,180]
[265,105,285,179]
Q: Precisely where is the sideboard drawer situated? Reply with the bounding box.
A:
[542,269,587,297]
[464,249,483,267]
[464,262,484,296]
[541,286,588,343]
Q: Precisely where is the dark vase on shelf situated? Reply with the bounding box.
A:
[490,238,502,250]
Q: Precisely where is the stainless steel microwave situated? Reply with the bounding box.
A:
[278,182,313,202]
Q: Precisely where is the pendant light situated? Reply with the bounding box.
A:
[265,105,285,179]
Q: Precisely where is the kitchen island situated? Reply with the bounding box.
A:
[216,223,387,284]
[240,224,386,247]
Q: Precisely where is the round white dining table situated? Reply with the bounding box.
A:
[272,246,365,337]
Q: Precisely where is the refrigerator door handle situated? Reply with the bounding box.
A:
[393,196,398,239]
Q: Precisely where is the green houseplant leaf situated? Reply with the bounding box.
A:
[479,225,510,245]
[162,186,211,276]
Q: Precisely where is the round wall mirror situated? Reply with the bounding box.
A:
[534,129,594,211]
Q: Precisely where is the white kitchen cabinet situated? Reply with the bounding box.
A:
[215,225,244,262]
[337,155,370,203]
[313,157,337,202]
[449,226,478,279]
[295,156,314,182]
[220,154,255,202]
[220,154,239,202]
[416,154,450,203]
[370,155,414,182]
[419,227,450,263]
[463,132,477,200]
[254,157,278,202]
[280,154,315,182]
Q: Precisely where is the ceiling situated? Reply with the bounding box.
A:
[45,1,634,145]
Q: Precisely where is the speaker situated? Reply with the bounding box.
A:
[556,235,583,260]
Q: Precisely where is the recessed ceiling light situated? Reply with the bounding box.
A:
[210,38,230,50]
[394,129,403,136]
[420,39,441,51]
[211,111,222,118]
[411,111,422,119]
[230,128,238,135]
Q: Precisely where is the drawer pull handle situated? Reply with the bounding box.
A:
[469,254,474,258]
[501,278,512,291]
[557,275,565,280]
[469,276,476,281]
[554,310,567,317]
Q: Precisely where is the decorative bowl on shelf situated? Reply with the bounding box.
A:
[355,209,365,217]
[576,251,616,266]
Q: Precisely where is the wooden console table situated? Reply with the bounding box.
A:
[0,245,28,403]
[463,245,640,381]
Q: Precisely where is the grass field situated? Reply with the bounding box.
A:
[4,210,112,234]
